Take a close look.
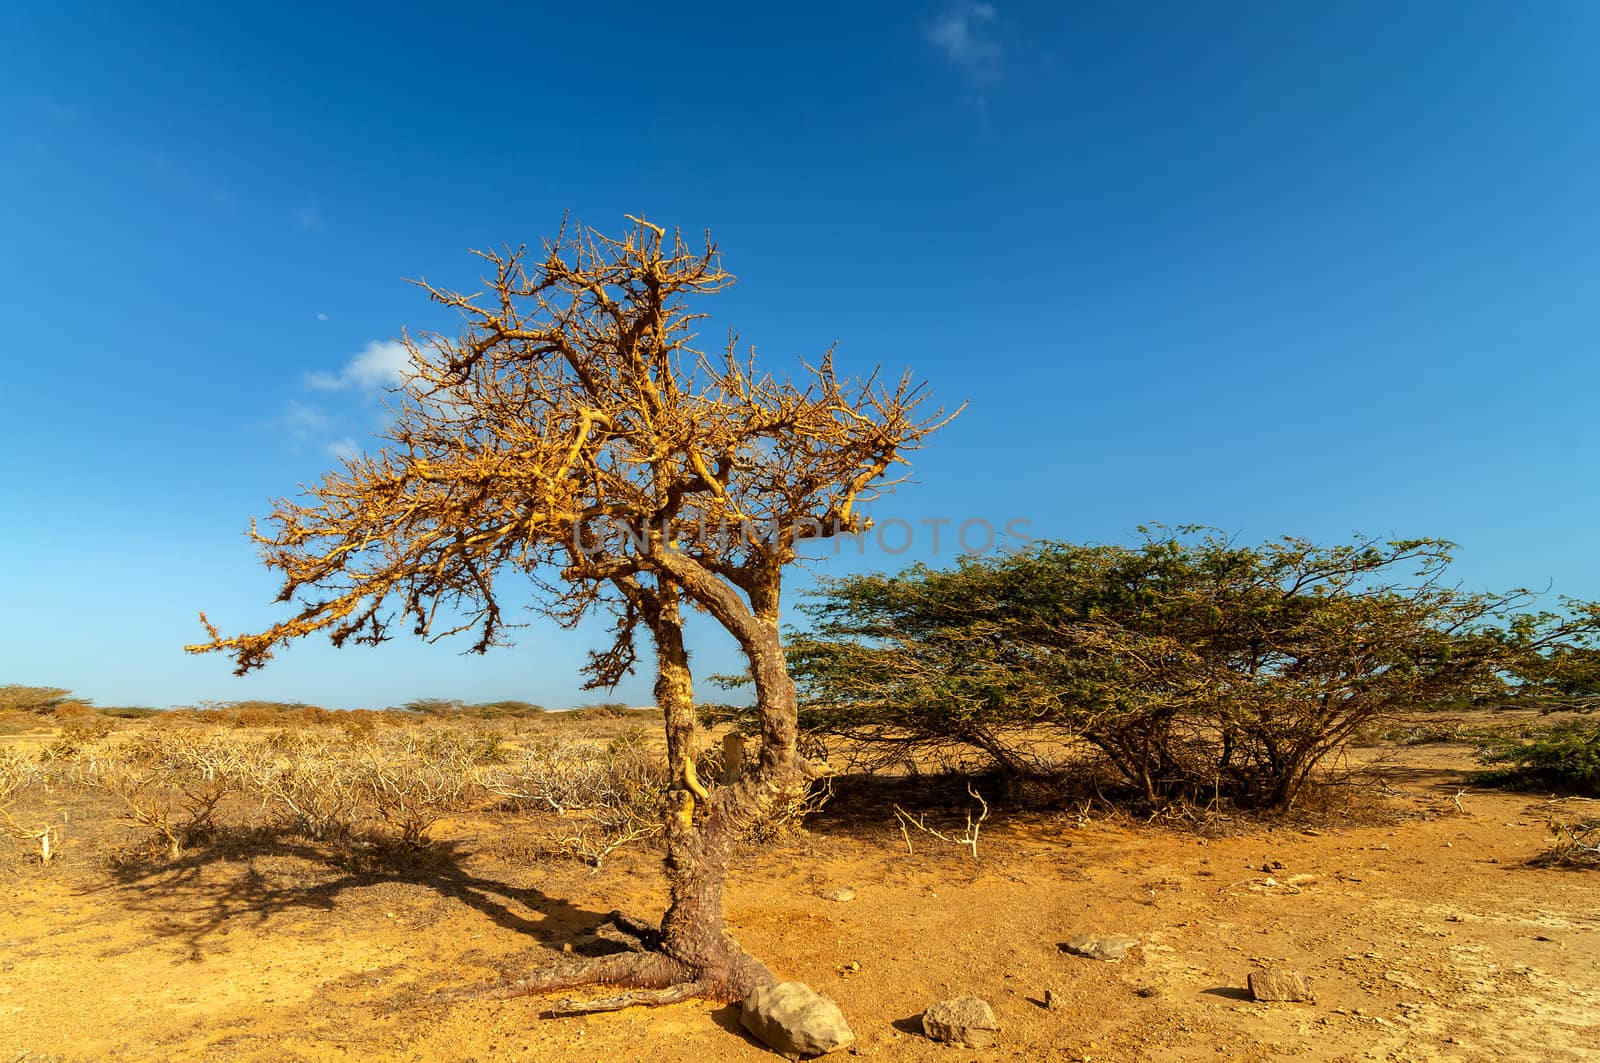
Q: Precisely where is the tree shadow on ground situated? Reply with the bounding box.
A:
[83,827,619,963]
[1359,760,1476,791]
[806,768,1095,834]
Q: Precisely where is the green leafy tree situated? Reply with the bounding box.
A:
[792,528,1600,810]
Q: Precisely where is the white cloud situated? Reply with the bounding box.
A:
[279,400,333,442]
[306,339,412,392]
[325,437,360,460]
[925,2,1002,80]
[316,312,329,322]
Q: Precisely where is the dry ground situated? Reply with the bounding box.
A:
[1,724,1597,1062]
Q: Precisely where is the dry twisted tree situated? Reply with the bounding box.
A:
[188,216,955,1011]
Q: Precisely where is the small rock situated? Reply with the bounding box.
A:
[922,996,1000,1048]
[742,982,855,1059]
[821,887,857,903]
[1043,987,1067,1010]
[1062,934,1140,962]
[1247,970,1315,1003]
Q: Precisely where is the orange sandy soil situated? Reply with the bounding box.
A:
[2,741,1597,1062]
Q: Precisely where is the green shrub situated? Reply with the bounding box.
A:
[1478,720,1600,795]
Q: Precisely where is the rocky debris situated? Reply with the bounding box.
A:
[1247,969,1315,1003]
[821,887,857,903]
[1043,987,1067,1011]
[922,996,1001,1048]
[1061,934,1140,962]
[741,982,855,1059]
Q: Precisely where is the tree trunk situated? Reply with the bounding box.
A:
[650,593,776,1001]
[435,589,809,1011]
[652,604,810,1001]
[433,563,815,1012]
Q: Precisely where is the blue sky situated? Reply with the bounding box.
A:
[3,2,1598,709]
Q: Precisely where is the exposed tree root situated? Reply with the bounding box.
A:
[548,980,707,1014]
[431,948,689,1006]
[589,910,661,951]
[428,910,773,1012]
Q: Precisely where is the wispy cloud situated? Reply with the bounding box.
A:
[925,2,1003,82]
[294,205,323,231]
[305,339,411,392]
[279,400,334,443]
[325,437,360,460]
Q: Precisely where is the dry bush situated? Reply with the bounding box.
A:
[42,712,114,761]
[1535,816,1600,868]
[0,748,58,862]
[491,729,667,866]
[64,720,503,857]
[357,730,492,845]
[894,784,990,863]
[248,725,500,847]
[89,731,258,857]
[248,730,367,841]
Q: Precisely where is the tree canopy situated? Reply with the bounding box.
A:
[789,527,1600,809]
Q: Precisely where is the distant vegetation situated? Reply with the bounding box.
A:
[1478,719,1600,796]
[0,684,87,716]
[399,698,549,719]
[0,687,633,729]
